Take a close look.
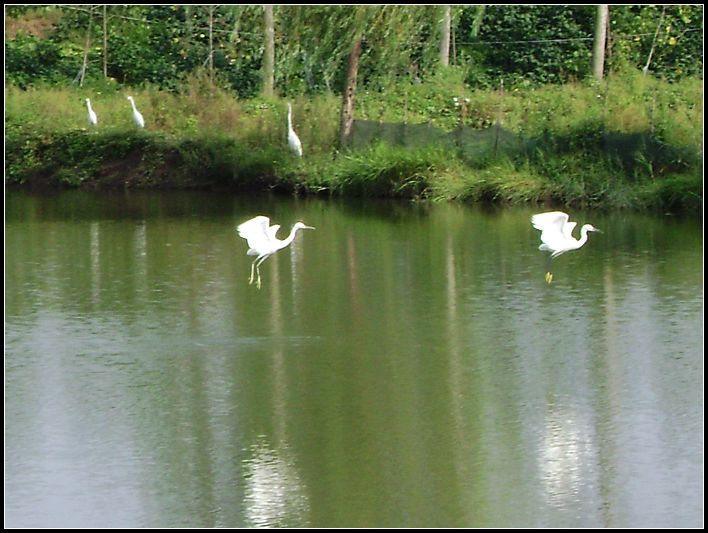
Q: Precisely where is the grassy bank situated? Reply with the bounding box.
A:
[5,71,703,213]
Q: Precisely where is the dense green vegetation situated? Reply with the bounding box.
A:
[5,6,703,213]
[6,5,702,91]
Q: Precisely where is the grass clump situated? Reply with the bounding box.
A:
[312,143,465,199]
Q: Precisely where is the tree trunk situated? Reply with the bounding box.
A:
[78,6,94,86]
[103,5,108,78]
[263,5,275,97]
[338,37,362,149]
[451,19,456,65]
[185,6,192,34]
[470,5,485,38]
[208,6,214,85]
[439,5,451,68]
[592,5,609,80]
[643,6,666,75]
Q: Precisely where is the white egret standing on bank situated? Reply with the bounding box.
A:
[531,211,601,284]
[287,103,303,157]
[127,96,145,128]
[85,98,98,127]
[237,216,314,289]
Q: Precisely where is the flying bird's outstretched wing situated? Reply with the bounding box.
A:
[238,216,276,255]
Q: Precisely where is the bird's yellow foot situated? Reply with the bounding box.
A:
[545,272,553,284]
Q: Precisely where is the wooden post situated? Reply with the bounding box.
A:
[494,78,504,156]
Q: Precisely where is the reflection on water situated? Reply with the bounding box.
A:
[5,190,703,528]
[243,438,309,528]
[90,221,100,304]
[539,405,594,510]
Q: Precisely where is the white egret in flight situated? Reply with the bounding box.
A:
[287,103,303,157]
[237,216,314,289]
[531,211,601,284]
[127,96,145,128]
[85,98,98,127]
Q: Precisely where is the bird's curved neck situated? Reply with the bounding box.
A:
[280,225,300,248]
[287,106,293,130]
[129,99,137,111]
[577,226,590,246]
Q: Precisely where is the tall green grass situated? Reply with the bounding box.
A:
[5,83,340,164]
[7,69,701,150]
